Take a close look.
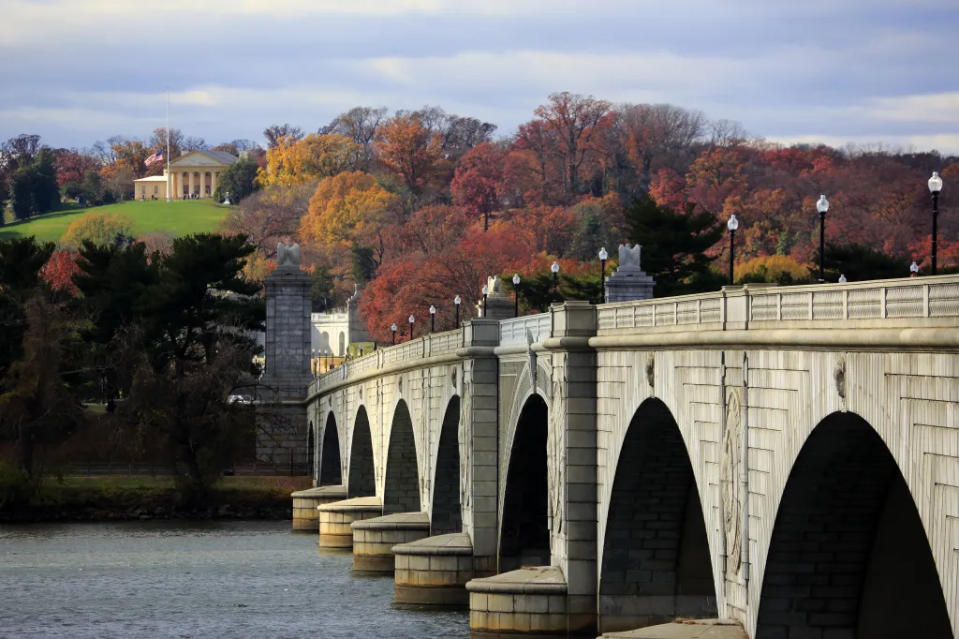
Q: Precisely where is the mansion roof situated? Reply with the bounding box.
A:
[170,149,238,167]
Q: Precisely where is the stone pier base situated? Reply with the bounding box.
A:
[350,511,430,573]
[317,497,382,549]
[393,532,492,607]
[291,485,347,532]
[468,566,588,637]
[599,619,746,639]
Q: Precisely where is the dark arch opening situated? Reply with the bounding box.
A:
[383,400,420,514]
[319,412,342,486]
[599,398,716,632]
[500,394,549,572]
[307,421,315,477]
[756,412,951,639]
[347,407,375,497]
[431,396,461,535]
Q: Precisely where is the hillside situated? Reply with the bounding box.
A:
[0,200,229,243]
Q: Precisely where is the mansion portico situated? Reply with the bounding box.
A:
[134,149,237,200]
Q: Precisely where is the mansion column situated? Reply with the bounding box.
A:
[188,171,195,197]
[200,172,207,198]
[211,172,218,199]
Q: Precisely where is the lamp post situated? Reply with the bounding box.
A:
[481,284,488,317]
[929,171,943,275]
[454,295,461,326]
[408,314,415,341]
[910,261,920,277]
[429,304,436,333]
[816,194,829,282]
[390,322,397,345]
[512,273,520,317]
[551,260,560,301]
[598,247,608,303]
[726,214,739,285]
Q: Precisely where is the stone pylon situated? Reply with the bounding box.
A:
[257,241,312,473]
[605,243,655,302]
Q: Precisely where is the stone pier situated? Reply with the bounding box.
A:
[393,532,484,607]
[467,566,576,638]
[290,485,346,532]
[317,497,382,549]
[350,511,430,573]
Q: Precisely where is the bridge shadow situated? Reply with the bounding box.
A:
[499,394,550,572]
[384,400,420,514]
[431,396,462,535]
[756,412,951,639]
[348,406,374,497]
[599,397,717,633]
[320,412,341,486]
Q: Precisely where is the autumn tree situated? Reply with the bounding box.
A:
[256,133,363,188]
[60,212,134,248]
[214,156,259,202]
[451,142,506,230]
[375,114,444,196]
[533,92,613,197]
[263,123,303,148]
[300,171,399,264]
[621,103,707,192]
[220,182,315,262]
[320,106,388,167]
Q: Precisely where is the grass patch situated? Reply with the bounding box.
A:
[0,200,230,243]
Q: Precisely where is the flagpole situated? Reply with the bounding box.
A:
[165,91,171,201]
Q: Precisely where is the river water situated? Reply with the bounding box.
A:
[0,520,468,638]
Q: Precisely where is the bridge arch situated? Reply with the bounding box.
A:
[319,411,342,486]
[348,406,375,497]
[756,411,951,639]
[383,399,421,514]
[499,393,550,572]
[598,397,717,633]
[431,395,461,535]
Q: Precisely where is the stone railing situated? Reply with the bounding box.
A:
[597,291,724,331]
[596,275,959,334]
[499,313,552,347]
[311,329,463,394]
[747,277,959,323]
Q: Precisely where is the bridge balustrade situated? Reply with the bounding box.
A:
[498,312,551,346]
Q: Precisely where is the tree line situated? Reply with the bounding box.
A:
[0,234,263,507]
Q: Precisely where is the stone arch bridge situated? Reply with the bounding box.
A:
[299,276,959,638]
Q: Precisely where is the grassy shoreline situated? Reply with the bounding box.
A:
[1,475,312,523]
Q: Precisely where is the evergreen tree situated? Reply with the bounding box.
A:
[819,243,911,282]
[625,196,724,296]
[214,156,259,203]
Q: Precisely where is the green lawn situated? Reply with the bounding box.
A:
[0,199,231,243]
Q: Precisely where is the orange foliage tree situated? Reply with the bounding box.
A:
[256,133,363,187]
[374,114,444,195]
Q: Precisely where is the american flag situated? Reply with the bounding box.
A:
[144,150,163,168]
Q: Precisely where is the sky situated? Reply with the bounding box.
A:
[1,0,958,154]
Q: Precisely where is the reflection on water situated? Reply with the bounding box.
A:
[0,520,468,638]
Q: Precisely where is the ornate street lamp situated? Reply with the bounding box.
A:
[551,260,560,301]
[910,261,920,277]
[816,194,829,282]
[429,304,436,333]
[390,322,397,345]
[454,295,461,326]
[727,214,739,285]
[481,284,489,317]
[928,171,943,274]
[408,314,415,341]
[598,247,608,303]
[512,273,521,317]
[838,274,847,283]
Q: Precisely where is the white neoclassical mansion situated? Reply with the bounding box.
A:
[133,149,238,200]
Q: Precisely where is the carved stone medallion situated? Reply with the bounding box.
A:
[722,386,743,578]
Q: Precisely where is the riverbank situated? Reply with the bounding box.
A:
[0,475,312,523]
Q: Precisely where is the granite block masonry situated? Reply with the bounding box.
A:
[256,241,313,471]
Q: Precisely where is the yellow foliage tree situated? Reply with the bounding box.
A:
[734,254,811,285]
[61,212,134,248]
[299,171,399,252]
[256,133,363,188]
